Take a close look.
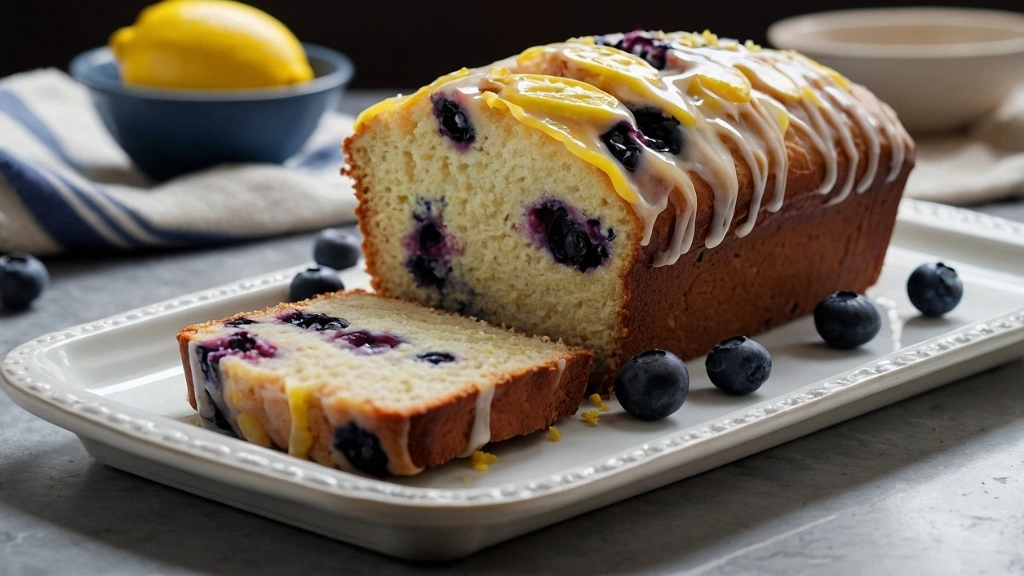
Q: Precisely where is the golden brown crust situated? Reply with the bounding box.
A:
[591,95,915,395]
[403,350,591,468]
[345,69,916,399]
[176,290,592,475]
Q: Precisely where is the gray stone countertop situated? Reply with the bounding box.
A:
[2,92,1024,575]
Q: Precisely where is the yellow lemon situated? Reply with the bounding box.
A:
[109,0,314,90]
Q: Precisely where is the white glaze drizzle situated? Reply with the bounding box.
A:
[188,340,242,437]
[188,340,216,420]
[552,358,567,390]
[356,31,913,267]
[459,381,496,458]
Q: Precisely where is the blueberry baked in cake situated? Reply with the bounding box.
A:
[345,30,916,394]
[177,291,591,476]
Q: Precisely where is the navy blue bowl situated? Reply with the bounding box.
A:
[70,44,354,181]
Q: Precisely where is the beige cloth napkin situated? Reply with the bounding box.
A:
[905,84,1024,205]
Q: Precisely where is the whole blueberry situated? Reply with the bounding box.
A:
[705,336,772,395]
[814,291,882,349]
[313,228,362,270]
[430,94,475,148]
[614,349,689,421]
[907,262,963,317]
[288,266,344,302]
[632,107,685,155]
[529,201,611,272]
[600,121,643,172]
[0,252,49,311]
[333,422,389,478]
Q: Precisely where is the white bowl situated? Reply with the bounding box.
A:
[767,7,1024,134]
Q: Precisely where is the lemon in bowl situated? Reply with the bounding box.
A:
[70,0,354,180]
[109,0,314,90]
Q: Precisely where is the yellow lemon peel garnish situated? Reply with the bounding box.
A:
[481,87,640,205]
[487,73,625,124]
[471,450,498,472]
[355,68,471,129]
[691,65,753,104]
[560,44,663,90]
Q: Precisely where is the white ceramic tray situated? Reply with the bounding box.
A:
[3,199,1024,560]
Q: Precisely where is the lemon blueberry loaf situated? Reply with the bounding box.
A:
[177,290,591,476]
[345,30,916,394]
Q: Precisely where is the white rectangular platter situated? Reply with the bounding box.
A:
[3,199,1024,560]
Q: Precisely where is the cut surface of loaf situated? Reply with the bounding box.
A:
[345,30,916,394]
[177,290,591,476]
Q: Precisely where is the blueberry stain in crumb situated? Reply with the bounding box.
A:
[336,329,402,354]
[431,94,476,149]
[404,200,458,290]
[333,422,389,478]
[224,316,257,327]
[278,310,349,332]
[416,351,457,364]
[527,200,612,272]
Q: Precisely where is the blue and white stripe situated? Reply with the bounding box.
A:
[0,70,356,255]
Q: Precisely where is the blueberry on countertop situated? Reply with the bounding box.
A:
[907,262,963,317]
[814,291,882,349]
[614,349,689,421]
[289,266,344,302]
[0,252,49,311]
[705,336,772,395]
[313,228,362,270]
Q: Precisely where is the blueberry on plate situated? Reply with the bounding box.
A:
[289,266,344,302]
[814,291,882,349]
[614,349,689,421]
[705,336,772,395]
[907,262,963,317]
[0,252,50,311]
[313,228,362,270]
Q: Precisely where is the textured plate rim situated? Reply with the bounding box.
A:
[2,199,1024,511]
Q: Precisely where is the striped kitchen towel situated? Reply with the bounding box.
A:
[0,69,357,256]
